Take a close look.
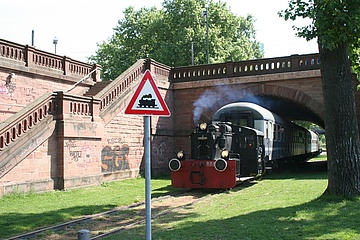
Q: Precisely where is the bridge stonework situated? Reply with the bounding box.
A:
[1,38,360,196]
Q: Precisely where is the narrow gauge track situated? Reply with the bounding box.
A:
[6,189,227,240]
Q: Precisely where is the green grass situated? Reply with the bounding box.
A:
[0,177,176,238]
[105,169,360,239]
[3,153,360,240]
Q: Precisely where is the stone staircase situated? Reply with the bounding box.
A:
[83,80,112,97]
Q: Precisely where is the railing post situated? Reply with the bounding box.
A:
[290,54,300,71]
[91,97,101,122]
[25,45,35,67]
[92,64,102,82]
[63,56,70,76]
[226,61,234,78]
[145,58,153,72]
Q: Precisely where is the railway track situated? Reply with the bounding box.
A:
[6,189,223,240]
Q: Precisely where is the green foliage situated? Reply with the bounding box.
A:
[89,0,263,80]
[350,38,360,80]
[279,0,360,76]
[279,0,360,49]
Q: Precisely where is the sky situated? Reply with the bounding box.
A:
[0,0,318,63]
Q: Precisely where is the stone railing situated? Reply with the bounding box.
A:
[96,58,172,112]
[0,90,101,153]
[145,58,172,79]
[96,59,147,111]
[54,91,100,121]
[0,93,56,151]
[0,38,99,81]
[171,53,320,82]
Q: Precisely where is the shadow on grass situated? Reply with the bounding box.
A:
[0,204,116,239]
[267,160,328,180]
[110,195,360,240]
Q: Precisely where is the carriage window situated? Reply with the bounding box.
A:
[238,118,248,126]
[265,128,268,139]
[273,125,276,141]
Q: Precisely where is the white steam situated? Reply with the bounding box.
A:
[193,85,242,124]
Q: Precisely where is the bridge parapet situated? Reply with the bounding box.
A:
[0,38,99,81]
[171,53,320,82]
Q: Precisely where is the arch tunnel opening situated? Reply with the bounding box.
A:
[239,95,325,129]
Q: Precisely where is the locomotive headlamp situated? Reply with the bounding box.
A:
[169,159,181,171]
[176,151,184,160]
[199,122,207,131]
[214,158,228,172]
[221,149,229,159]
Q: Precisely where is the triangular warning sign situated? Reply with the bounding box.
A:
[124,70,171,116]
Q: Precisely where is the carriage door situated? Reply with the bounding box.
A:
[264,121,271,161]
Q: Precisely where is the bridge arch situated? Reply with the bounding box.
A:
[196,84,325,128]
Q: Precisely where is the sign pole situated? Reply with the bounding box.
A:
[124,70,170,240]
[144,115,152,240]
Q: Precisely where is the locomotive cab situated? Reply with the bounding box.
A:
[233,126,265,177]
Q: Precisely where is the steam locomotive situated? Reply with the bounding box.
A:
[169,102,321,189]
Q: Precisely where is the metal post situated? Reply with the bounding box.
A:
[31,30,34,46]
[144,116,152,240]
[77,229,90,240]
[191,42,194,65]
[205,6,209,64]
[53,37,58,54]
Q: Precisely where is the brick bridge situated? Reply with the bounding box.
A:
[0,38,359,195]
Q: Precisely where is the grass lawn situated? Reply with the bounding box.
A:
[2,154,360,240]
[0,177,176,239]
[106,169,360,240]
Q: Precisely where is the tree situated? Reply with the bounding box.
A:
[280,0,360,196]
[89,0,263,80]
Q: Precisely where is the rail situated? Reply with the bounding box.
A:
[66,68,100,93]
[171,53,320,82]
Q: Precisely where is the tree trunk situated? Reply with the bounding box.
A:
[320,42,360,196]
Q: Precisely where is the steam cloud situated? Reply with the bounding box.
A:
[193,85,244,124]
[193,89,218,124]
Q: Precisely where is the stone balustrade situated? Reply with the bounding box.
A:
[0,93,55,151]
[0,39,98,80]
[171,53,320,82]
[96,59,146,111]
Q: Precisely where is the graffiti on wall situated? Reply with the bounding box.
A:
[65,140,92,168]
[101,145,130,173]
[1,74,17,96]
[152,141,168,166]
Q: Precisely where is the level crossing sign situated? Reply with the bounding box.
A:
[124,70,171,116]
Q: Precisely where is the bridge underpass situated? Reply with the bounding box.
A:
[239,95,325,127]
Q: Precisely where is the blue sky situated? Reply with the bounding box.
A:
[1,0,318,62]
